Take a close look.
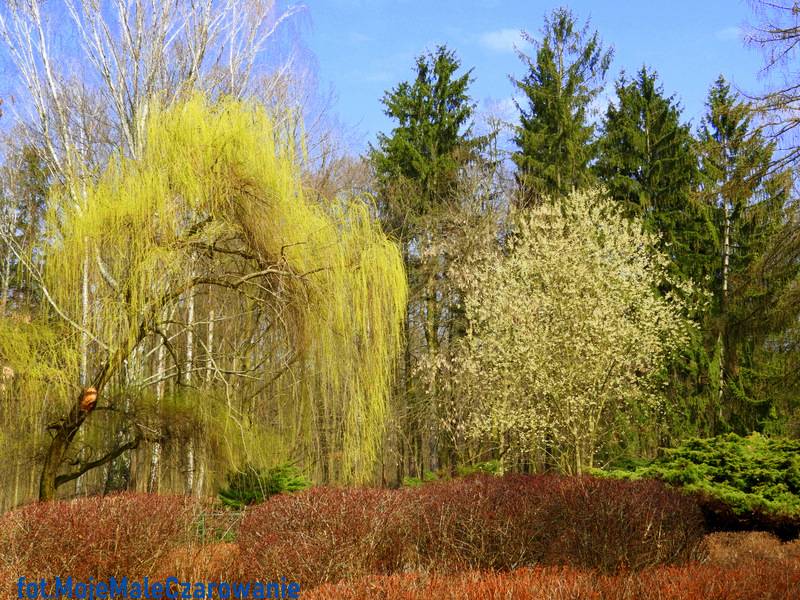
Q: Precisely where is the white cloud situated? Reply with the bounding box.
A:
[479,28,528,53]
[715,26,742,41]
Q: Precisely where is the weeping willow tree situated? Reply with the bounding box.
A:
[0,93,407,500]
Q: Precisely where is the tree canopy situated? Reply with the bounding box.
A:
[596,67,716,287]
[512,7,612,204]
[371,45,484,238]
[1,94,407,498]
[436,189,694,475]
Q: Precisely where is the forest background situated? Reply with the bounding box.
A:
[0,0,799,510]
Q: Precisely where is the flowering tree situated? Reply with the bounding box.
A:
[436,190,696,474]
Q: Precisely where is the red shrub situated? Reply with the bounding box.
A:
[0,493,202,581]
[540,477,705,571]
[409,474,560,570]
[238,486,410,587]
[237,474,706,587]
[305,560,800,599]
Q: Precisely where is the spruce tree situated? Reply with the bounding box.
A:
[698,76,798,433]
[370,45,483,238]
[596,67,716,287]
[512,7,612,204]
[369,46,486,479]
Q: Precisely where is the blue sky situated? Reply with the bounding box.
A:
[303,1,768,152]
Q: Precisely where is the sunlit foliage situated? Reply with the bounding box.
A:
[1,94,407,493]
[428,190,696,474]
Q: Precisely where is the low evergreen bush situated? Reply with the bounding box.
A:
[595,433,800,539]
[218,463,310,509]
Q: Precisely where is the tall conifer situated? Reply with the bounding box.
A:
[512,7,612,204]
[596,67,716,286]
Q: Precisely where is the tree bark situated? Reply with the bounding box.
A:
[38,314,152,500]
[148,338,166,493]
[717,197,731,429]
[39,403,89,501]
[185,278,196,494]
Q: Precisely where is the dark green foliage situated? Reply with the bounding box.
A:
[402,470,439,488]
[594,69,726,451]
[218,463,310,509]
[370,45,484,238]
[455,459,503,477]
[512,7,612,204]
[599,433,800,520]
[682,76,800,437]
[369,45,490,481]
[596,67,717,287]
[696,76,786,434]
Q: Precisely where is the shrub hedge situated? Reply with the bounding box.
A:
[0,493,201,581]
[0,475,712,593]
[305,561,800,600]
[237,474,705,588]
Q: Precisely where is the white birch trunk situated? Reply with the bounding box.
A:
[148,338,166,493]
[185,278,196,494]
[718,199,731,420]
[206,309,214,383]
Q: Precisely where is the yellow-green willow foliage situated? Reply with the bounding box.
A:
[424,189,697,475]
[31,94,407,484]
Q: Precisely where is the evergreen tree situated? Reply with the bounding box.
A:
[370,46,489,480]
[512,7,612,204]
[371,45,484,238]
[596,67,716,287]
[698,76,799,433]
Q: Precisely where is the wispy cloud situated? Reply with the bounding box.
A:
[715,26,742,41]
[479,28,528,53]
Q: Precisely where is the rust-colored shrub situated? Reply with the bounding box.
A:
[409,474,556,570]
[0,563,20,600]
[154,542,240,582]
[238,486,411,587]
[305,560,800,599]
[0,475,711,593]
[237,474,706,587]
[0,493,201,581]
[541,477,705,571]
[704,531,800,567]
